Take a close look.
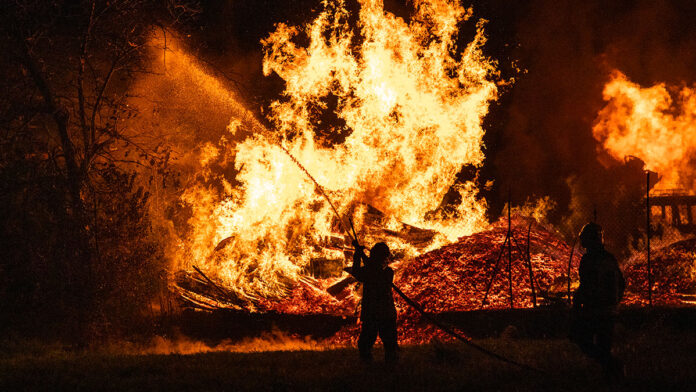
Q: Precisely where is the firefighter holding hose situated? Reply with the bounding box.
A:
[347,240,399,365]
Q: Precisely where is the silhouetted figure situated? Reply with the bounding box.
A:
[348,240,398,364]
[570,222,626,381]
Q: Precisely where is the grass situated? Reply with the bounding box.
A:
[1,324,695,392]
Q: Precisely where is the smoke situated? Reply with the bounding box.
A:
[124,30,270,272]
[486,0,696,251]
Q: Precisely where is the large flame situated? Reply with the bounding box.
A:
[593,70,696,193]
[175,0,499,305]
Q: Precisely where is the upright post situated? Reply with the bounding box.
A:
[567,238,577,305]
[647,171,652,306]
[480,234,510,308]
[525,221,537,307]
[508,188,514,309]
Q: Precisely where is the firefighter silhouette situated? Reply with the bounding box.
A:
[347,240,398,364]
[570,222,626,381]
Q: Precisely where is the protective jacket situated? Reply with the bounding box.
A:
[351,250,396,321]
[575,247,625,309]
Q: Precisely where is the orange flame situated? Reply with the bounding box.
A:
[593,70,696,193]
[168,0,499,305]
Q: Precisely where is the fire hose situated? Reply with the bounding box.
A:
[254,128,545,374]
[390,283,544,373]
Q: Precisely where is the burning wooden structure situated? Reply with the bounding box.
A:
[649,190,696,234]
[174,214,580,342]
[174,203,437,312]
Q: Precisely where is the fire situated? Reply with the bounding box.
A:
[169,0,499,307]
[260,0,497,236]
[593,70,696,192]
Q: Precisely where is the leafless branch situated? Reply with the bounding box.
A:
[77,0,96,162]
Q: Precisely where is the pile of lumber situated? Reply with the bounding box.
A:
[174,203,438,311]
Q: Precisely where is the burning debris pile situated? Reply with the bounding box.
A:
[258,276,358,316]
[273,215,573,344]
[390,215,573,343]
[176,215,572,309]
[174,202,435,313]
[175,209,696,344]
[624,238,696,305]
[395,215,572,313]
[174,214,576,344]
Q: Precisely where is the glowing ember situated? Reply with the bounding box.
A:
[387,215,572,344]
[593,70,696,193]
[624,238,696,306]
[176,0,499,305]
[267,215,574,344]
[395,216,571,312]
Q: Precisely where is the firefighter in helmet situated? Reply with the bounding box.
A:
[570,222,625,380]
[348,240,398,364]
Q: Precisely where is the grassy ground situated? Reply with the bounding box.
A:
[1,324,694,392]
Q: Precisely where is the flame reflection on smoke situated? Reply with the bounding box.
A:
[593,70,696,193]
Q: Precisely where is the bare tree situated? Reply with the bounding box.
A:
[0,0,200,341]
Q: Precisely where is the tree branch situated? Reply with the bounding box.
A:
[17,34,83,210]
[77,1,96,163]
[89,58,117,155]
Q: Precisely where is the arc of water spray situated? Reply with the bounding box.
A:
[243,114,355,241]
